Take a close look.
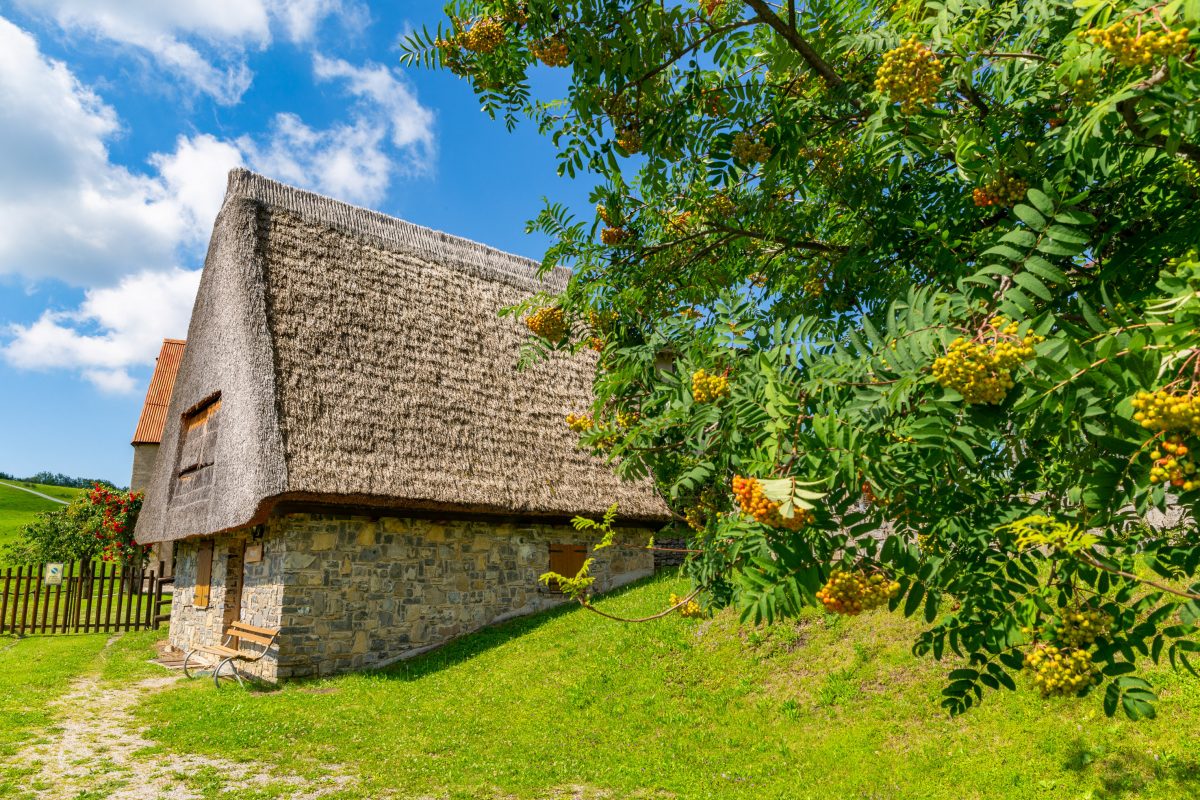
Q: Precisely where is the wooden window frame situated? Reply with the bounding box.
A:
[178,395,221,478]
[193,540,213,609]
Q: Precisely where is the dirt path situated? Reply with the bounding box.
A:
[0,481,69,505]
[12,670,356,799]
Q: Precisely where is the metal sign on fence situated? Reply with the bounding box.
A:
[45,563,63,586]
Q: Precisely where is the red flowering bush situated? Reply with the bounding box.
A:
[87,483,149,566]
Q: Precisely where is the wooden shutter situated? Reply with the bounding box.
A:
[548,544,587,594]
[193,540,213,609]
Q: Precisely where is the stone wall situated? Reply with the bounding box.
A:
[169,511,656,680]
[168,530,285,680]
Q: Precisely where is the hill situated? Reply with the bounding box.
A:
[0,481,83,563]
[119,573,1200,800]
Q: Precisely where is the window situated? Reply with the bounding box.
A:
[193,540,213,609]
[547,544,587,594]
[179,396,221,478]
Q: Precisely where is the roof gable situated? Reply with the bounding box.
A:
[136,170,667,544]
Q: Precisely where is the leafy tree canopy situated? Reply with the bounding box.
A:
[403,0,1200,718]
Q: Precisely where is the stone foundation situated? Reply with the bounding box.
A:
[169,512,656,680]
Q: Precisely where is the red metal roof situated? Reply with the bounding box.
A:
[131,339,186,445]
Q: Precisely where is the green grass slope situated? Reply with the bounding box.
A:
[121,574,1200,800]
[0,482,82,561]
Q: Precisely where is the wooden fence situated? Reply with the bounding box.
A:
[0,561,172,636]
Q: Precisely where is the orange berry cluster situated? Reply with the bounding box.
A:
[973,175,1028,207]
[1024,645,1100,698]
[670,592,705,618]
[932,317,1043,404]
[691,368,730,403]
[565,413,594,433]
[601,226,630,246]
[731,130,771,164]
[460,17,505,53]
[525,306,566,340]
[816,570,900,615]
[731,476,814,530]
[530,37,569,67]
[875,37,943,112]
[1148,434,1197,489]
[1088,22,1190,67]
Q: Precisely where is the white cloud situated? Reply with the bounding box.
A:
[236,57,435,206]
[0,19,436,389]
[13,0,362,103]
[0,17,223,286]
[4,268,202,393]
[313,55,435,158]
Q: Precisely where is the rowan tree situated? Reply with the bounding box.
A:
[403,0,1200,718]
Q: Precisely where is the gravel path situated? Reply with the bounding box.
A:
[12,668,355,799]
[0,481,69,505]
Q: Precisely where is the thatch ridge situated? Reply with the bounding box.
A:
[225,169,569,294]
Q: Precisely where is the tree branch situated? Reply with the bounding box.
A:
[707,223,848,253]
[741,0,849,93]
[1076,552,1200,602]
[1116,62,1200,161]
[577,588,704,623]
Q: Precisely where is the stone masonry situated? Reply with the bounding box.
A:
[169,512,656,680]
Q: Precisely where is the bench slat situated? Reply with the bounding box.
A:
[229,621,279,637]
[230,631,276,646]
[196,645,241,658]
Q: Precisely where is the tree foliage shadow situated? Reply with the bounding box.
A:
[369,574,671,683]
[1061,737,1200,799]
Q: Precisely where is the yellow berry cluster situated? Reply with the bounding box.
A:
[525,306,566,340]
[973,175,1028,207]
[587,336,605,352]
[1148,433,1197,489]
[932,317,1043,404]
[874,37,943,113]
[1052,609,1112,648]
[1088,22,1190,67]
[670,592,705,618]
[1132,389,1200,434]
[815,570,900,615]
[731,131,771,164]
[530,37,569,67]
[1024,645,1100,698]
[601,226,630,246]
[691,368,730,403]
[460,17,505,53]
[707,193,736,218]
[731,476,815,530]
[565,413,594,433]
[684,507,705,531]
[616,128,642,154]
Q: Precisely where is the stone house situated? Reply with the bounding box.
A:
[134,169,668,680]
[131,337,186,577]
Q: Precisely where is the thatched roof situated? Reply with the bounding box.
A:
[136,170,667,544]
[131,339,186,445]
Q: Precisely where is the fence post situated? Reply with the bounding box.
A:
[32,565,45,634]
[18,565,32,636]
[0,567,10,635]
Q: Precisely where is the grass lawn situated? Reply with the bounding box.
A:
[0,482,81,561]
[96,574,1200,800]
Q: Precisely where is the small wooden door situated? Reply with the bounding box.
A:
[548,544,587,594]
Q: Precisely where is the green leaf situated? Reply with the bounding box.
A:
[1026,188,1055,215]
[1013,204,1047,231]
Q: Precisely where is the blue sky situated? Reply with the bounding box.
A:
[0,1,593,485]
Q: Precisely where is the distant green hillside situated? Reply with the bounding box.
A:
[0,482,84,565]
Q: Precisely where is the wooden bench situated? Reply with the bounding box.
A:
[183,621,279,687]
